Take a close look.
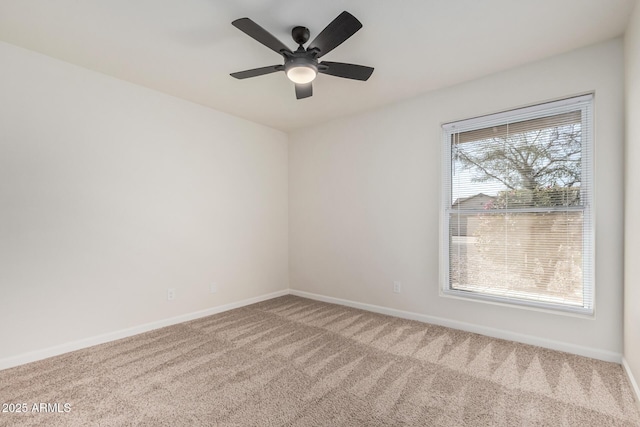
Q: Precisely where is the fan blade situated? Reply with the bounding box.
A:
[232,18,292,55]
[318,61,374,81]
[307,11,362,58]
[295,83,313,99]
[230,65,283,79]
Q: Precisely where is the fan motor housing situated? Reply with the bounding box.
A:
[284,56,318,74]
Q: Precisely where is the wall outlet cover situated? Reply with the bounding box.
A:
[393,281,401,293]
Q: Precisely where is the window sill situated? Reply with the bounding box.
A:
[440,287,595,318]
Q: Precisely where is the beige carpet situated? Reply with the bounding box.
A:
[0,295,638,426]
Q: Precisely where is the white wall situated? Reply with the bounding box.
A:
[624,0,640,391]
[0,42,288,362]
[0,33,629,367]
[289,39,625,359]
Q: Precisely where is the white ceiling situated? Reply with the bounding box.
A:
[0,0,635,132]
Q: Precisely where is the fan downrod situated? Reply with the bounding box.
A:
[291,26,310,46]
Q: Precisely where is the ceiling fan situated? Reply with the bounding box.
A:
[230,11,374,100]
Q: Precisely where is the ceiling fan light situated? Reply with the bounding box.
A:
[286,66,317,84]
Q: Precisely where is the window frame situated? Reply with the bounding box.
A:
[440,94,595,315]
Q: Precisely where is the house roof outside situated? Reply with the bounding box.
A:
[452,193,496,210]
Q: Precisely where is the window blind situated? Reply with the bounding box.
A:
[441,95,594,314]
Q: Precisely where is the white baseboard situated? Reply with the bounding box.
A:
[289,289,622,363]
[0,289,288,372]
[1,287,623,371]
[623,357,640,404]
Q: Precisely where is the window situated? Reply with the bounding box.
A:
[441,95,594,314]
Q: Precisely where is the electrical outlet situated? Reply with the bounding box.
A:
[167,288,176,301]
[393,281,401,294]
[210,283,218,294]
